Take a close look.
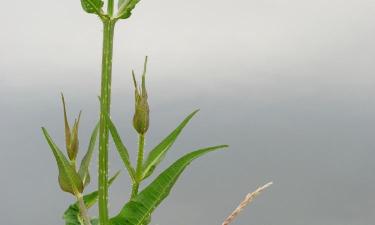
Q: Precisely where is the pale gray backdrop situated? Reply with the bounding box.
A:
[1,0,375,224]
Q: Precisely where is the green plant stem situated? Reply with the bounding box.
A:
[107,0,114,17]
[131,182,139,199]
[136,134,145,180]
[76,193,92,225]
[131,134,145,198]
[98,18,116,225]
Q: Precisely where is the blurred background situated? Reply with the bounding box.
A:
[1,0,375,224]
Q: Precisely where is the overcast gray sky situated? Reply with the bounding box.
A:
[1,0,375,225]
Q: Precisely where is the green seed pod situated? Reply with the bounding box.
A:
[132,56,150,135]
[69,112,81,160]
[61,94,81,161]
[42,127,84,195]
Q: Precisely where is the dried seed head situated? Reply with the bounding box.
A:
[132,56,150,135]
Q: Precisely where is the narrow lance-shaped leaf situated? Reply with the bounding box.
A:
[110,145,228,225]
[78,122,100,187]
[42,128,83,195]
[63,171,120,225]
[80,0,104,15]
[108,116,136,182]
[142,110,199,179]
[116,0,141,20]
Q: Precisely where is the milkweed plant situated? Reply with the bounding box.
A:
[42,1,271,225]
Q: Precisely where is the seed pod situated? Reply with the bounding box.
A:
[42,127,84,195]
[132,56,150,135]
[69,112,81,160]
[61,94,81,161]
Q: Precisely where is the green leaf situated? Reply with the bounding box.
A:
[110,145,228,225]
[142,110,199,179]
[78,123,99,187]
[108,116,136,182]
[116,0,141,20]
[64,202,97,225]
[63,171,120,225]
[42,127,84,195]
[63,204,82,225]
[80,0,104,15]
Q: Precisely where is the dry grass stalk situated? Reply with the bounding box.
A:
[221,182,273,225]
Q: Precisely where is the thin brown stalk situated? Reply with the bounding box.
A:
[221,182,273,225]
